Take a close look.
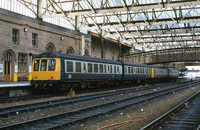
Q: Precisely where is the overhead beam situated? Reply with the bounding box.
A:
[41,0,200,18]
[80,19,200,30]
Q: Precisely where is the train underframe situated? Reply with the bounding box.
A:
[30,77,174,93]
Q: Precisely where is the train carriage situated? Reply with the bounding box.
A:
[123,62,152,79]
[31,52,123,89]
[31,51,179,91]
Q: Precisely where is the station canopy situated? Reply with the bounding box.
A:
[12,0,200,51]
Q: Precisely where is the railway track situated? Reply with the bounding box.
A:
[0,82,178,118]
[0,81,199,129]
[0,94,54,104]
[141,90,200,130]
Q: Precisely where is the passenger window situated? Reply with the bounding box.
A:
[108,65,110,72]
[110,65,113,73]
[128,67,131,74]
[88,63,92,73]
[94,64,98,73]
[48,59,56,71]
[114,66,116,73]
[104,65,106,73]
[125,66,127,74]
[100,64,103,73]
[76,62,81,72]
[83,63,86,72]
[67,61,73,72]
[34,60,40,71]
[40,59,47,71]
[117,66,119,73]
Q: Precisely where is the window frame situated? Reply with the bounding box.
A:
[12,29,19,45]
[32,33,38,47]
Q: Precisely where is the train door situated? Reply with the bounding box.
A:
[4,61,11,81]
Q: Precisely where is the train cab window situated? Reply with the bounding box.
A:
[75,62,81,72]
[88,63,92,73]
[48,59,56,71]
[67,61,73,72]
[94,64,98,73]
[40,59,47,71]
[34,60,40,71]
[100,64,103,73]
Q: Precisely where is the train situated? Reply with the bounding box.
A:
[30,51,179,91]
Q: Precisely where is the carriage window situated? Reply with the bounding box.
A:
[76,62,81,72]
[114,66,116,73]
[104,65,106,73]
[117,66,119,73]
[100,64,103,73]
[128,67,131,74]
[40,59,47,71]
[94,64,98,73]
[34,60,40,71]
[125,66,127,74]
[131,67,134,74]
[88,63,92,73]
[67,61,73,72]
[48,59,56,71]
[83,63,86,72]
[110,65,113,73]
[108,65,110,72]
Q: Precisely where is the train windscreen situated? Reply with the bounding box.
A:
[34,60,40,71]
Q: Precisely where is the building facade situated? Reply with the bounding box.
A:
[0,8,132,82]
[0,8,91,81]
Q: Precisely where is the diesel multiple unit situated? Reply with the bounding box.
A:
[31,52,178,91]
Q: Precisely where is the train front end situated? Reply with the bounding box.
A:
[31,57,61,90]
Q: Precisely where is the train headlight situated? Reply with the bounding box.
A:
[34,75,37,79]
[50,75,53,79]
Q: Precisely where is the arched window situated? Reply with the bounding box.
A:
[5,52,12,60]
[2,49,15,61]
[66,47,75,54]
[85,49,90,56]
[46,43,56,52]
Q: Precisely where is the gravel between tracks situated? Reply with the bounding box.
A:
[0,82,199,130]
[81,82,200,130]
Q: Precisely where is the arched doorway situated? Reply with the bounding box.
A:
[66,47,75,54]
[46,43,56,52]
[2,50,15,81]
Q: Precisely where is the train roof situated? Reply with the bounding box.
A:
[34,51,122,65]
[123,62,169,69]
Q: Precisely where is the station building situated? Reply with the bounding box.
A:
[0,8,132,81]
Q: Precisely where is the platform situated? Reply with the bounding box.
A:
[0,81,31,88]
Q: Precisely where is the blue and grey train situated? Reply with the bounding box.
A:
[30,51,179,90]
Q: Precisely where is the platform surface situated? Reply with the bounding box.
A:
[0,81,31,88]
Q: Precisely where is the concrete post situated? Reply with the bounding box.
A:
[37,0,43,19]
[118,37,122,60]
[101,30,104,59]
